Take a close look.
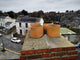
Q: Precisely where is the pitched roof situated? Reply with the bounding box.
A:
[0,16,6,18]
[5,22,12,25]
[60,28,76,34]
[74,17,80,20]
[16,17,41,23]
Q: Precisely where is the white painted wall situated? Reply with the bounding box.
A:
[0,16,16,29]
[16,22,28,35]
[16,18,44,35]
[0,18,5,27]
[40,18,44,26]
[27,23,31,30]
[16,22,20,34]
[5,16,16,29]
[5,19,16,29]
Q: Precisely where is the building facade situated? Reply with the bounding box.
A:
[0,16,16,29]
[16,17,44,35]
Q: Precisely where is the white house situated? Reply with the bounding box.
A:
[0,16,16,29]
[16,16,44,35]
[0,16,6,27]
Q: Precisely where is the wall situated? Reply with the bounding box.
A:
[20,47,78,60]
[16,22,30,35]
[6,19,16,29]
[40,18,44,26]
[16,18,44,36]
[27,23,31,30]
[0,18,5,27]
[0,18,2,26]
[16,22,26,35]
[5,16,16,29]
[0,16,16,29]
[64,35,80,42]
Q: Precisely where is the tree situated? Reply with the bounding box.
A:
[20,10,28,15]
[3,12,8,16]
[7,11,15,18]
[66,10,69,12]
[76,10,80,14]
[0,10,3,16]
[38,10,44,17]
[30,12,38,17]
[7,11,18,19]
[71,10,74,12]
[30,10,44,17]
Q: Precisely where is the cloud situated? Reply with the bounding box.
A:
[0,0,80,12]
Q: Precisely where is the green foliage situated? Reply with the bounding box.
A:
[7,11,18,19]
[20,10,28,15]
[43,18,47,23]
[0,10,3,16]
[30,10,44,18]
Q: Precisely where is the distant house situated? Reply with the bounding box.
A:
[60,28,76,42]
[79,25,80,28]
[0,16,16,30]
[16,16,44,35]
[61,20,71,26]
[74,17,80,20]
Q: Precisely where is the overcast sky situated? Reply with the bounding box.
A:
[0,0,80,12]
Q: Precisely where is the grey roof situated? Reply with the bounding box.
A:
[0,16,6,18]
[65,12,76,14]
[5,22,12,25]
[74,17,80,20]
[16,17,41,23]
[63,20,71,23]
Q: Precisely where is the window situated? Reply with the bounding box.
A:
[20,29,22,35]
[19,23,21,27]
[25,23,28,28]
[26,30,27,33]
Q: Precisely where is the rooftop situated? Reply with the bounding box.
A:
[16,17,41,23]
[0,16,6,18]
[60,28,76,34]
[5,22,12,25]
[22,31,75,51]
[74,17,80,20]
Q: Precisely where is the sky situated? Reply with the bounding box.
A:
[0,0,80,12]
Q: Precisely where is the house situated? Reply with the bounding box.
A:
[16,16,44,35]
[73,17,80,28]
[60,28,76,42]
[0,16,16,30]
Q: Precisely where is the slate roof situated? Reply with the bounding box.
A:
[16,17,41,23]
[74,17,80,20]
[0,16,6,18]
[5,22,12,25]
